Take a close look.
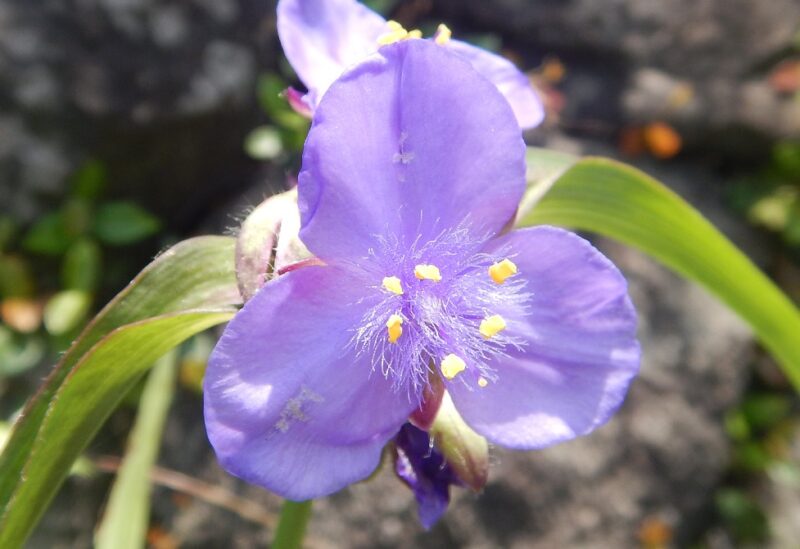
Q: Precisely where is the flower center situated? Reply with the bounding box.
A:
[349,225,531,401]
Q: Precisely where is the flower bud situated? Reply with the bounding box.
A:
[235,188,310,302]
[428,391,489,491]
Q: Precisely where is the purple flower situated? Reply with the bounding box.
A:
[277,0,545,128]
[395,423,462,529]
[204,40,639,501]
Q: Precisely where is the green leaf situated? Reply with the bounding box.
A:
[62,238,102,292]
[61,198,93,238]
[0,216,16,252]
[22,213,73,256]
[71,160,107,200]
[0,236,239,548]
[715,489,769,542]
[518,151,800,389]
[741,394,792,431]
[43,290,92,336]
[93,202,161,246]
[0,255,35,299]
[95,351,177,549]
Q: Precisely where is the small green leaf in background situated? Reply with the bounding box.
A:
[22,213,73,256]
[715,489,769,543]
[72,160,107,201]
[740,394,792,432]
[519,150,800,391]
[93,202,161,246]
[43,290,91,336]
[0,255,35,298]
[61,198,92,239]
[62,239,102,292]
[0,216,16,252]
[95,351,177,549]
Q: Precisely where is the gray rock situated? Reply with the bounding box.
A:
[431,0,800,148]
[0,0,278,227]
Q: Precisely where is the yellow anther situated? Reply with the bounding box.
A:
[382,276,403,295]
[434,23,452,45]
[479,314,507,339]
[440,354,466,380]
[377,30,407,45]
[478,377,489,388]
[488,258,518,284]
[414,264,442,282]
[386,314,403,343]
[377,20,423,46]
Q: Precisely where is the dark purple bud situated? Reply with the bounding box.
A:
[395,423,462,529]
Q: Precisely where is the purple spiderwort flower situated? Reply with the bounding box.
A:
[277,0,545,129]
[395,423,462,529]
[204,40,639,502]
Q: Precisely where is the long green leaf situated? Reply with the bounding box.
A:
[518,153,800,388]
[95,351,177,549]
[0,236,239,547]
[0,312,233,547]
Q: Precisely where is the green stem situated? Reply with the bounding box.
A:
[272,500,312,549]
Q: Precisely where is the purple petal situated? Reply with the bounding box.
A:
[445,40,545,130]
[204,264,416,500]
[299,39,526,261]
[449,227,640,449]
[395,423,461,529]
[277,0,388,107]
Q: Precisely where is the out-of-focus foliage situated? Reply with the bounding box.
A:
[245,74,309,161]
[715,489,770,544]
[0,237,239,547]
[731,141,800,249]
[0,160,162,379]
[95,352,177,549]
[716,386,800,544]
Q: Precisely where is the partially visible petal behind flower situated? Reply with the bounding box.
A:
[276,0,545,129]
[277,0,387,107]
[445,40,545,129]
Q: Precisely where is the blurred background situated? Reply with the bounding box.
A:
[1,0,799,547]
